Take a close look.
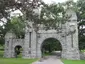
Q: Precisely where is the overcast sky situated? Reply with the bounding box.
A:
[43,0,77,4]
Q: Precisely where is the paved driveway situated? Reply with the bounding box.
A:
[32,56,64,64]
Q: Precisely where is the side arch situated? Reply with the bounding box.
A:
[13,45,23,58]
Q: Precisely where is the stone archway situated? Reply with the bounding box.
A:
[4,9,80,60]
[41,38,62,58]
[14,45,23,58]
[37,33,67,59]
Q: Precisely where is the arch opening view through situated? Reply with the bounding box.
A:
[41,38,62,58]
[14,45,23,58]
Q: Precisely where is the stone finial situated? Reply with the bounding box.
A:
[65,9,77,21]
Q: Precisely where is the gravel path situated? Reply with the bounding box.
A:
[32,56,64,64]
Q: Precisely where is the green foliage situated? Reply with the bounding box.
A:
[79,35,85,50]
[0,0,85,50]
[77,0,85,20]
[40,3,65,29]
[77,0,85,50]
[81,50,85,52]
[0,0,17,19]
[0,50,4,58]
[10,17,25,38]
[0,26,5,45]
[3,16,25,38]
[41,38,62,54]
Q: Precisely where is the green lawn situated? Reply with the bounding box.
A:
[0,50,37,64]
[0,58,37,64]
[62,59,85,64]
[1,49,85,64]
[0,50,4,57]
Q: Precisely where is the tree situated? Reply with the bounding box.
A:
[0,26,5,45]
[0,0,22,41]
[41,38,62,54]
[0,0,42,45]
[77,0,85,50]
[1,0,84,48]
[10,17,25,38]
[40,3,65,30]
[58,0,85,50]
[0,0,66,34]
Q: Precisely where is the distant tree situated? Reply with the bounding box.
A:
[41,38,62,54]
[77,0,85,50]
[8,16,25,38]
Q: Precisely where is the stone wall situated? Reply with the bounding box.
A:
[4,38,24,58]
[4,9,80,60]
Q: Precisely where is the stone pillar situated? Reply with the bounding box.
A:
[61,37,67,59]
[23,31,30,58]
[23,27,37,59]
[4,38,13,58]
[64,9,80,60]
[4,38,9,58]
[4,32,16,58]
[36,40,42,58]
[31,30,37,58]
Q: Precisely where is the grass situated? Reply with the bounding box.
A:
[0,47,85,64]
[0,50,37,64]
[81,50,85,52]
[62,59,85,64]
[0,50,4,57]
[42,52,52,56]
[0,58,37,64]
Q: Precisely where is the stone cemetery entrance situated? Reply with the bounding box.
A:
[4,9,80,60]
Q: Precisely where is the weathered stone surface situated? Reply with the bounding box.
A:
[4,9,80,60]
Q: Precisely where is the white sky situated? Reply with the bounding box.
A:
[43,0,78,4]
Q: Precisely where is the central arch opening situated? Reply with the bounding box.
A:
[41,38,62,58]
[14,45,23,58]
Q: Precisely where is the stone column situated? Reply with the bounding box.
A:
[61,37,67,59]
[64,22,80,60]
[23,31,30,58]
[64,9,80,60]
[4,38,13,58]
[31,30,37,58]
[4,39,9,58]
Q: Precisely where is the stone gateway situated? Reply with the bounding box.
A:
[4,9,80,60]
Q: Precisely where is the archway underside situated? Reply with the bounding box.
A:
[14,45,23,58]
[41,38,62,58]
